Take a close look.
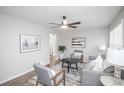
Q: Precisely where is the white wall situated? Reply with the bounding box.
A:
[0,13,51,84]
[56,28,109,61]
[110,7,124,47]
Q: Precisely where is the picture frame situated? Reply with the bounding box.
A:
[20,34,40,53]
[72,37,86,48]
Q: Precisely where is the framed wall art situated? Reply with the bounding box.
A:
[20,35,40,53]
[72,37,86,48]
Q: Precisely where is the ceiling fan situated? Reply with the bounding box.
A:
[49,16,81,29]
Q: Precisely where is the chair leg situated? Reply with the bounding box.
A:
[63,71,65,86]
[68,63,70,73]
[36,77,39,86]
[76,63,78,71]
[62,62,64,68]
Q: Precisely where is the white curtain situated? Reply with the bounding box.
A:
[109,20,123,48]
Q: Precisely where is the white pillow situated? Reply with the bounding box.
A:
[94,55,103,72]
[49,69,56,78]
[86,55,103,72]
[74,52,82,59]
[47,69,56,85]
[86,61,96,70]
[102,60,113,70]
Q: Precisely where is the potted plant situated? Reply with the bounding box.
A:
[58,45,66,60]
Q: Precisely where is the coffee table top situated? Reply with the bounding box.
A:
[65,57,79,64]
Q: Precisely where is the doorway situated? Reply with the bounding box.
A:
[49,33,57,66]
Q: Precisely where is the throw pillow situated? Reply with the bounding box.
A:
[103,66,114,75]
[102,60,113,70]
[49,69,56,78]
[74,52,82,59]
[92,55,103,72]
[86,55,103,72]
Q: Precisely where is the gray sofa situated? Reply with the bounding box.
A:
[80,69,103,86]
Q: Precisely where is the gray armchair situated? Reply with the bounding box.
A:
[80,69,103,86]
[33,63,65,86]
[71,50,83,63]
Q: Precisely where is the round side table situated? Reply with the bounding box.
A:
[100,75,124,86]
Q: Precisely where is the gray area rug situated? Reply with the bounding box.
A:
[25,63,84,86]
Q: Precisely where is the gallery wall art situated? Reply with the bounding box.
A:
[20,35,40,53]
[72,37,86,48]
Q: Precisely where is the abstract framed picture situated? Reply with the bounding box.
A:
[72,37,86,48]
[20,35,40,53]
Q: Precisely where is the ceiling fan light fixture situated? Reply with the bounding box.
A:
[61,25,68,29]
[63,20,67,25]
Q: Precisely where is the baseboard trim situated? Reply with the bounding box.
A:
[0,68,34,85]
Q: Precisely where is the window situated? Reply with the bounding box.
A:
[109,20,123,48]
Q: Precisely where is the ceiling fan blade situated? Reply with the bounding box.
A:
[51,26,61,28]
[68,25,77,28]
[68,22,81,25]
[49,23,61,25]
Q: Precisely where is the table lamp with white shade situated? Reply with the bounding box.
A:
[98,45,106,51]
[106,48,124,84]
[98,45,106,59]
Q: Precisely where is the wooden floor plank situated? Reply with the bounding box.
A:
[1,70,36,86]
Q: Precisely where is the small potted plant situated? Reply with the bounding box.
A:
[58,45,66,59]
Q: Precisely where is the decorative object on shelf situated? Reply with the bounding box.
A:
[58,45,66,60]
[106,48,124,84]
[72,37,86,48]
[20,35,40,53]
[98,45,106,59]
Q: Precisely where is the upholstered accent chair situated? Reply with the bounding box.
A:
[33,63,65,86]
[71,50,83,63]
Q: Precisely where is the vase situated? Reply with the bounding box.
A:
[59,52,64,60]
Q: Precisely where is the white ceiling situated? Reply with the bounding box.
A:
[0,6,123,29]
